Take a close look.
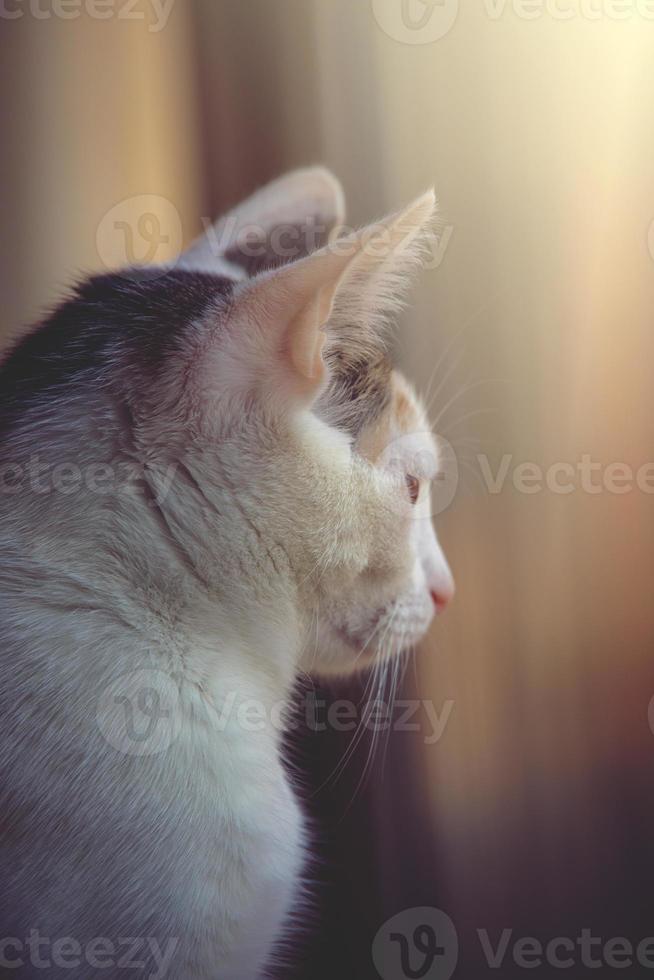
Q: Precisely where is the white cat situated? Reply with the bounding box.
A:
[0,169,453,978]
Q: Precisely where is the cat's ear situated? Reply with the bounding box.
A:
[328,188,437,351]
[218,190,436,406]
[179,168,345,277]
[225,239,361,404]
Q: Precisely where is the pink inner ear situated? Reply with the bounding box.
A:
[276,260,356,396]
[291,321,326,383]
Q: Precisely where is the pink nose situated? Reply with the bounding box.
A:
[430,582,454,613]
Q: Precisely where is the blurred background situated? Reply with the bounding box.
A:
[2,1,654,976]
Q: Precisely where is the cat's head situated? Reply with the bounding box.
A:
[178,169,455,673]
[1,169,453,677]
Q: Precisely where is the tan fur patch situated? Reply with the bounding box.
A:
[356,370,423,464]
[356,400,394,463]
[391,372,422,432]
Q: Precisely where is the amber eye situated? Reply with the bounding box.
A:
[405,474,420,505]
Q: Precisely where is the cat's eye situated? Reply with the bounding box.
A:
[405,474,420,505]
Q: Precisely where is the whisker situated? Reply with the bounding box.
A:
[309,613,393,795]
[429,376,509,425]
[423,345,466,418]
[337,606,403,815]
[380,642,405,780]
[439,406,500,436]
[421,284,506,406]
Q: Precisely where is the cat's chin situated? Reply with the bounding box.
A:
[334,622,379,662]
[307,613,429,677]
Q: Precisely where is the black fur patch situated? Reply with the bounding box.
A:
[0,269,234,435]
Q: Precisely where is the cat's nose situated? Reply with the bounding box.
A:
[430,573,455,613]
[423,531,455,613]
[431,587,453,612]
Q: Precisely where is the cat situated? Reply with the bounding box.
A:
[0,168,454,979]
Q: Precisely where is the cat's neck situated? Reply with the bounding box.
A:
[0,408,318,703]
[2,499,305,718]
